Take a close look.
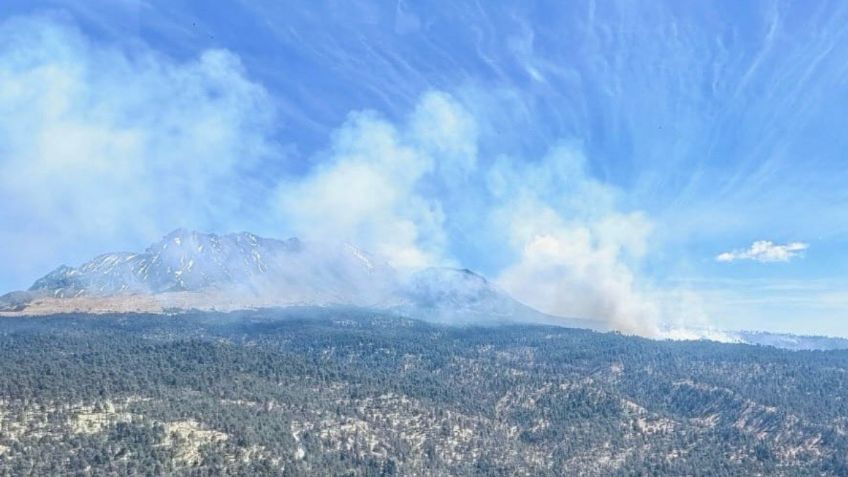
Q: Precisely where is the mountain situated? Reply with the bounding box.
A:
[2,229,568,327]
[732,330,848,351]
[29,229,305,297]
[4,229,845,351]
[25,229,395,303]
[396,267,536,322]
[394,267,594,328]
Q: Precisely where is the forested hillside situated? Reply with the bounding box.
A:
[0,309,846,476]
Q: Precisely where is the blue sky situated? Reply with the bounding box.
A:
[1,1,847,336]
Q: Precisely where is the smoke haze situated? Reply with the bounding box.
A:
[7,5,837,338]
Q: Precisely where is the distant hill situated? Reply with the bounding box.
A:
[23,229,395,304]
[0,229,592,329]
[2,229,844,351]
[730,330,848,351]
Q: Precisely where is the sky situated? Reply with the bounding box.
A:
[1,0,847,337]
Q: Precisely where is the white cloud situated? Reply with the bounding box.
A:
[716,240,808,263]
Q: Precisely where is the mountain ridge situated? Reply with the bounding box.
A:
[4,229,847,351]
[2,229,588,327]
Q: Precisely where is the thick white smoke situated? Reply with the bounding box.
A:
[273,91,477,270]
[487,146,664,336]
[0,14,710,336]
[0,15,279,290]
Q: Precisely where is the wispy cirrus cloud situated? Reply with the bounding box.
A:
[716,241,809,263]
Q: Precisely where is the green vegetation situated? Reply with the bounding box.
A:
[0,308,846,476]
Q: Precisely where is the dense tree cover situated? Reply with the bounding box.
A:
[0,308,847,476]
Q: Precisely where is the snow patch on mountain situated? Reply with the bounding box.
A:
[6,230,576,326]
[7,229,848,350]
